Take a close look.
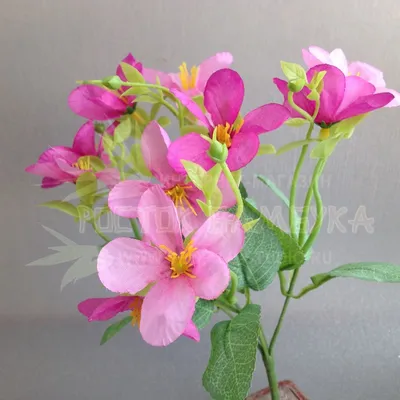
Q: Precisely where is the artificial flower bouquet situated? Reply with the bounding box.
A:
[26,46,400,400]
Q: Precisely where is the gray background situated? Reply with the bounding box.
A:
[1,0,400,399]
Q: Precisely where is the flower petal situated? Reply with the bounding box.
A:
[204,69,244,126]
[302,48,326,68]
[192,212,244,262]
[241,103,290,135]
[191,249,230,299]
[97,237,167,294]
[25,161,72,181]
[142,68,175,88]
[167,133,214,174]
[182,320,200,342]
[375,87,400,107]
[308,46,331,64]
[226,131,259,171]
[41,177,64,188]
[138,185,183,252]
[95,168,120,189]
[140,278,196,346]
[180,207,208,237]
[38,146,79,164]
[109,180,153,218]
[348,61,386,88]
[218,174,237,208]
[78,296,135,321]
[329,49,348,75]
[72,121,97,156]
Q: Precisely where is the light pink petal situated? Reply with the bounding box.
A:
[329,49,348,75]
[191,249,230,300]
[38,146,79,164]
[97,237,167,294]
[204,69,244,126]
[241,103,290,135]
[72,121,97,156]
[68,85,127,120]
[192,212,244,262]
[183,320,200,342]
[78,296,135,321]
[218,174,237,208]
[140,278,196,346]
[226,131,259,171]
[375,87,400,107]
[95,168,120,188]
[138,186,183,251]
[167,133,214,174]
[302,48,325,68]
[348,61,386,88]
[180,207,208,237]
[41,177,64,188]
[142,68,175,88]
[308,46,331,63]
[25,161,72,181]
[196,52,234,92]
[54,158,82,177]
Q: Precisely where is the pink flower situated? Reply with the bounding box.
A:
[142,52,233,97]
[273,64,394,126]
[68,54,142,120]
[302,46,400,107]
[108,121,236,236]
[77,295,201,342]
[25,121,119,188]
[98,186,244,346]
[167,69,290,173]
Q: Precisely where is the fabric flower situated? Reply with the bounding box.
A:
[142,52,233,97]
[98,185,244,346]
[25,121,119,188]
[108,121,236,236]
[77,295,200,342]
[273,64,394,126]
[166,68,290,173]
[302,46,400,107]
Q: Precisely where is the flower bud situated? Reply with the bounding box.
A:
[287,78,305,93]
[207,140,228,163]
[102,75,124,90]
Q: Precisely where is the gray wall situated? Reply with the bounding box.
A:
[2,0,400,399]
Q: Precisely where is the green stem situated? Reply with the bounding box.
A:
[90,219,111,243]
[159,98,179,118]
[278,271,288,296]
[221,162,243,219]
[288,92,313,122]
[244,288,251,306]
[130,219,142,240]
[227,270,238,304]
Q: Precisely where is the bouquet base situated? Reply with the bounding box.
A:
[247,381,308,400]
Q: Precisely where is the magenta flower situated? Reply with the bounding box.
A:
[98,186,244,346]
[68,53,142,120]
[302,46,400,107]
[273,64,394,126]
[142,52,233,97]
[25,121,119,188]
[167,69,290,173]
[108,121,236,236]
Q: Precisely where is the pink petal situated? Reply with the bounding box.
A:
[140,278,196,346]
[329,49,348,75]
[192,212,244,262]
[308,46,331,64]
[38,146,79,164]
[196,52,234,92]
[78,296,135,321]
[190,249,230,299]
[97,237,167,294]
[226,131,259,171]
[204,69,244,126]
[109,180,153,218]
[41,177,64,188]
[375,87,400,107]
[302,48,325,68]
[68,85,127,120]
[25,161,72,181]
[180,207,208,237]
[95,168,120,189]
[142,68,175,88]
[138,186,183,252]
[183,320,200,342]
[348,61,386,88]
[218,174,237,208]
[54,158,82,177]
[167,133,214,174]
[241,103,290,135]
[72,121,97,156]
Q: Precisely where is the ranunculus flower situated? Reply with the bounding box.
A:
[108,121,236,236]
[98,185,244,346]
[142,52,233,97]
[302,46,400,107]
[273,64,394,126]
[166,69,290,173]
[78,295,200,342]
[68,53,142,120]
[25,121,119,188]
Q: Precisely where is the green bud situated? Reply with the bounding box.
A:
[102,75,124,90]
[94,123,105,134]
[207,140,228,163]
[287,78,305,93]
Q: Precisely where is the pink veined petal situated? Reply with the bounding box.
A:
[72,121,97,156]
[141,121,183,186]
[374,87,400,107]
[329,48,349,75]
[196,52,234,92]
[180,207,208,238]
[109,180,154,218]
[302,48,325,68]
[25,161,73,181]
[348,61,386,88]
[142,68,175,88]
[78,296,135,321]
[140,278,196,346]
[38,146,79,164]
[41,177,64,188]
[308,46,331,64]
[204,68,244,126]
[138,186,183,252]
[167,133,214,174]
[97,237,167,294]
[192,212,244,262]
[190,249,230,300]
[241,103,290,135]
[218,174,237,208]
[95,168,120,189]
[68,85,127,120]
[226,131,259,171]
[182,320,200,342]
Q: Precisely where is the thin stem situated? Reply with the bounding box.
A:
[278,271,288,296]
[244,288,251,306]
[159,98,179,118]
[90,220,111,243]
[227,271,238,304]
[221,162,243,219]
[288,92,313,122]
[130,219,142,240]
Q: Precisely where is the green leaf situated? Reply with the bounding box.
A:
[203,304,261,400]
[100,316,133,345]
[114,118,132,144]
[180,124,210,136]
[150,102,162,119]
[133,107,149,127]
[310,136,341,159]
[308,71,326,91]
[193,299,215,329]
[181,160,207,191]
[239,182,248,199]
[76,172,97,206]
[307,89,319,101]
[138,94,161,105]
[285,118,307,127]
[280,61,307,82]
[242,218,260,232]
[120,62,145,83]
[157,116,171,127]
[197,199,209,216]
[40,201,79,218]
[331,114,367,139]
[257,144,276,155]
[131,143,152,177]
[231,170,242,186]
[276,139,317,155]
[122,86,149,97]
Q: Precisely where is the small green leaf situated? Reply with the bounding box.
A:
[242,218,260,232]
[180,124,209,136]
[307,89,319,101]
[76,172,97,206]
[40,201,79,218]
[203,304,261,400]
[307,71,326,91]
[196,199,210,216]
[331,114,367,139]
[150,102,162,119]
[310,136,341,159]
[231,170,242,186]
[157,116,171,127]
[285,118,307,127]
[280,61,307,82]
[131,143,152,177]
[257,144,276,155]
[239,182,248,199]
[276,139,317,155]
[100,316,133,345]
[193,299,215,329]
[138,94,161,105]
[203,164,222,200]
[122,86,149,97]
[120,62,145,83]
[181,160,207,191]
[102,134,115,154]
[114,118,132,144]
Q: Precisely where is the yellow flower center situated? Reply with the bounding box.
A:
[72,155,91,171]
[165,184,197,215]
[319,128,330,140]
[215,117,244,148]
[160,240,197,279]
[178,62,199,91]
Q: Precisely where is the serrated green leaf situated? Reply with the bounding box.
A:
[40,201,79,218]
[203,304,261,400]
[310,136,340,159]
[113,118,132,144]
[276,139,317,155]
[100,316,133,345]
[76,172,97,206]
[285,118,307,127]
[131,143,152,177]
[193,299,215,329]
[280,61,307,82]
[181,160,207,190]
[157,116,171,127]
[257,144,276,155]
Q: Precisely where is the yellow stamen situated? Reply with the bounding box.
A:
[159,240,197,279]
[215,116,244,148]
[72,155,91,171]
[165,184,197,215]
[178,62,199,91]
[129,297,143,327]
[319,128,330,140]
